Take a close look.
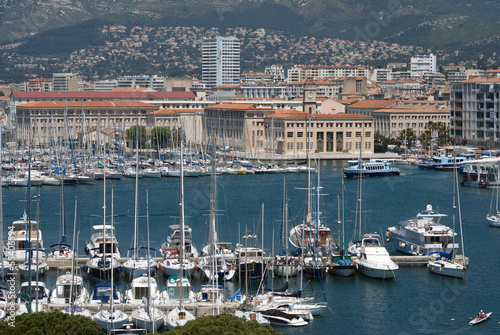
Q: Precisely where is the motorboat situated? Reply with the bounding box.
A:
[10,211,45,263]
[349,234,398,279]
[89,282,122,305]
[125,274,165,305]
[257,308,308,327]
[164,276,195,304]
[50,271,89,305]
[235,243,265,280]
[235,310,269,325]
[16,281,50,314]
[160,224,198,258]
[386,204,459,255]
[84,225,121,259]
[84,256,122,280]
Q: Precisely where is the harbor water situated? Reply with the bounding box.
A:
[2,160,499,334]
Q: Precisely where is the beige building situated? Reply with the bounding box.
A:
[204,103,374,155]
[16,100,157,146]
[373,108,450,138]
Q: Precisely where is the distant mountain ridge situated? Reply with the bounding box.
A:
[0,0,498,60]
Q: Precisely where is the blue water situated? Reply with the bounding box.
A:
[2,161,499,334]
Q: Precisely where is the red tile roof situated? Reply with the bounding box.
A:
[374,108,448,114]
[11,91,196,99]
[16,100,157,109]
[349,100,397,109]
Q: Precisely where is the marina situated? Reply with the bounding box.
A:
[1,160,499,333]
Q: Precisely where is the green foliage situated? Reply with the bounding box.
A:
[419,130,432,149]
[126,125,146,149]
[0,311,102,335]
[157,315,279,335]
[0,91,4,96]
[425,121,450,145]
[150,126,172,148]
[398,128,417,148]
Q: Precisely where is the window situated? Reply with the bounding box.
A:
[365,132,371,138]
[346,132,352,138]
[287,132,293,138]
[355,132,362,137]
[297,132,303,138]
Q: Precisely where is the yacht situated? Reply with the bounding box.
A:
[50,272,89,305]
[161,224,198,258]
[349,234,398,279]
[16,281,50,314]
[386,204,459,256]
[10,211,44,263]
[234,243,265,280]
[125,275,165,305]
[84,225,121,259]
[289,213,336,256]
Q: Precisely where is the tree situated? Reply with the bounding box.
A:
[398,128,416,148]
[0,91,4,97]
[419,130,432,150]
[166,315,279,335]
[151,126,172,148]
[0,312,102,335]
[125,125,146,148]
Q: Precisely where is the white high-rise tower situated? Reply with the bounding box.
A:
[202,36,240,89]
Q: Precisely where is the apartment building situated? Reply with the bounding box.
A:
[410,54,437,77]
[450,77,500,147]
[202,36,241,89]
[287,65,369,82]
[52,73,80,91]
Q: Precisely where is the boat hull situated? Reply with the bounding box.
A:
[487,214,500,227]
[428,260,466,279]
[328,264,356,277]
[355,262,396,279]
[272,265,298,277]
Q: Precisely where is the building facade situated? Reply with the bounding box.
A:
[202,36,241,89]
[450,77,500,147]
[410,54,437,77]
[287,65,369,82]
[52,73,80,91]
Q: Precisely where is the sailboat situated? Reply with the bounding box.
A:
[59,197,91,317]
[130,190,166,332]
[197,144,236,282]
[272,176,298,278]
[85,169,121,279]
[48,173,73,259]
[328,177,355,277]
[165,129,197,330]
[93,184,129,331]
[0,128,11,277]
[487,160,500,227]
[428,146,468,279]
[123,137,157,279]
[348,135,398,279]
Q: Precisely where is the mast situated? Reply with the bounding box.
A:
[133,122,140,258]
[146,189,152,325]
[179,127,184,310]
[0,124,3,277]
[110,182,115,316]
[69,196,77,315]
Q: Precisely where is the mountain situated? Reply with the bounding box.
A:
[0,0,498,62]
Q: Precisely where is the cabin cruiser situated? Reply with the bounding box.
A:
[386,204,459,256]
[50,271,89,305]
[235,244,265,280]
[84,225,121,259]
[289,213,337,256]
[349,234,398,279]
[10,211,45,263]
[161,224,198,258]
[16,281,50,314]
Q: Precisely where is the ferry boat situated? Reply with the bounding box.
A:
[460,157,500,188]
[343,160,400,178]
[386,204,459,256]
[417,155,471,170]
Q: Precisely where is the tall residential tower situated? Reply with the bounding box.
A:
[202,36,240,89]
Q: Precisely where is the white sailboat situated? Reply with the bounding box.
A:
[123,140,157,278]
[487,160,500,227]
[130,191,166,332]
[165,130,196,330]
[93,184,129,331]
[348,135,398,279]
[428,148,468,279]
